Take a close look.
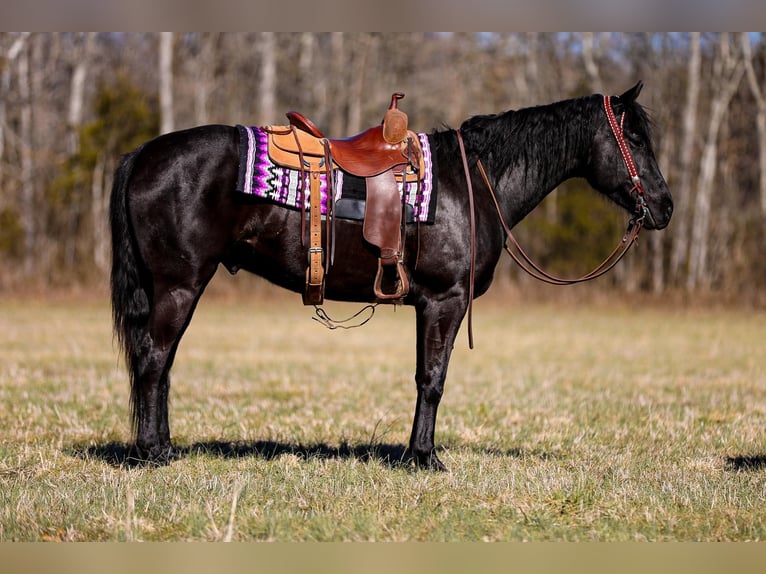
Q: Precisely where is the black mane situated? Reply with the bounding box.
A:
[432,92,656,184]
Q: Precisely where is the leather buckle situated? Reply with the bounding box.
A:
[308,246,324,266]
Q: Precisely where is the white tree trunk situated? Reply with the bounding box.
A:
[159,32,174,134]
[329,33,345,136]
[346,34,376,135]
[652,119,675,293]
[669,32,701,283]
[18,36,35,274]
[687,34,744,291]
[258,32,276,124]
[582,32,603,93]
[0,33,30,198]
[524,33,538,105]
[194,32,218,126]
[91,155,109,273]
[297,32,315,111]
[741,32,766,216]
[67,32,95,155]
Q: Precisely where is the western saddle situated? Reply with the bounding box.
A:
[264,93,424,305]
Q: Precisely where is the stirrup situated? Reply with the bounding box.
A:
[373,258,409,301]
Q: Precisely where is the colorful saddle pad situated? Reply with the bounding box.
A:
[235,125,437,223]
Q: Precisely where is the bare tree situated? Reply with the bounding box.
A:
[297,33,316,111]
[194,32,219,126]
[66,33,96,155]
[91,155,109,272]
[17,34,35,274]
[687,33,744,290]
[61,32,97,266]
[741,32,766,216]
[640,33,675,293]
[346,34,377,134]
[328,33,345,135]
[582,32,603,93]
[159,32,174,134]
[257,32,276,124]
[505,33,539,108]
[669,32,702,284]
[0,33,30,199]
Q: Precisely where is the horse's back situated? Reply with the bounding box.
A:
[130,124,239,185]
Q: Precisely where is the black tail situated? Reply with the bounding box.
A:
[110,145,149,434]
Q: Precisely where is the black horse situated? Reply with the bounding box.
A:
[110,82,672,470]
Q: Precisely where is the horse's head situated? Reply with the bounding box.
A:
[586,82,673,230]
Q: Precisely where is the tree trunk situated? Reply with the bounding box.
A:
[669,32,701,284]
[687,34,744,291]
[297,32,315,111]
[0,33,30,200]
[346,34,376,135]
[582,32,603,93]
[91,155,109,273]
[67,32,95,155]
[524,33,539,105]
[329,33,345,136]
[194,32,219,126]
[63,32,96,267]
[258,32,276,124]
[159,32,174,134]
[741,32,766,217]
[18,35,35,275]
[651,115,674,293]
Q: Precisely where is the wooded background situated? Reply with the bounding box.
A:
[0,32,763,301]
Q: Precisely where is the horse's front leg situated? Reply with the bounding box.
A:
[409,293,467,471]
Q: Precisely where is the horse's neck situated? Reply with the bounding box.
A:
[490,101,594,227]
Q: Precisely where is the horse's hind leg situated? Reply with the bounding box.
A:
[132,274,214,463]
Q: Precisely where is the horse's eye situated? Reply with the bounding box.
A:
[627,133,645,149]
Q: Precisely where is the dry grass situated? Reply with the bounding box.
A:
[1,290,765,541]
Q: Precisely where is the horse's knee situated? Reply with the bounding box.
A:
[415,377,444,405]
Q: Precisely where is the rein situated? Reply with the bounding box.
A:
[456,95,649,344]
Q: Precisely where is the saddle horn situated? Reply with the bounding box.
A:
[383,92,408,144]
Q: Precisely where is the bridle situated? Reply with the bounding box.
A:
[602,94,649,223]
[457,95,650,347]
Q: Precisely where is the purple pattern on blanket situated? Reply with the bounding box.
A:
[235,125,436,223]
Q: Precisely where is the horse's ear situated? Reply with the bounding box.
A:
[619,81,643,103]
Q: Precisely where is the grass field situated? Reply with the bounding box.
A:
[0,289,764,541]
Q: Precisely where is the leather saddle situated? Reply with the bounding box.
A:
[264,93,424,305]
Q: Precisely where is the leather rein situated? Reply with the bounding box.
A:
[457,95,649,348]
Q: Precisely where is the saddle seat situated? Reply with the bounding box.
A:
[329,125,418,178]
[274,120,422,179]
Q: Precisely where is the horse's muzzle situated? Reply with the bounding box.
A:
[645,197,673,230]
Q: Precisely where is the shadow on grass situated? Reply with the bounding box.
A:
[725,455,766,472]
[67,440,412,470]
[66,441,554,470]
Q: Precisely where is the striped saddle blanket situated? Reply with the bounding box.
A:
[235,125,438,224]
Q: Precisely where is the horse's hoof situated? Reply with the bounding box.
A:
[129,443,177,467]
[410,449,449,472]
